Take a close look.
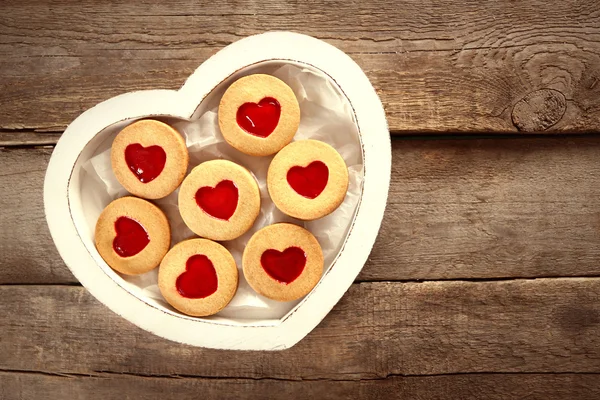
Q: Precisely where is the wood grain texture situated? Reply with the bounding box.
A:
[1,372,599,400]
[0,0,599,133]
[4,136,600,284]
[364,135,600,281]
[0,147,75,284]
[1,279,599,378]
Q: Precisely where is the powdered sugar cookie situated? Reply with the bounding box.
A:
[158,238,238,317]
[95,196,170,275]
[111,119,189,199]
[178,159,260,241]
[267,140,349,220]
[218,74,300,156]
[243,223,323,302]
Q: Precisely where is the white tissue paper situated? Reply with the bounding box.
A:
[83,63,363,321]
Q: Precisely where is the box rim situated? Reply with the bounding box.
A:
[44,31,391,350]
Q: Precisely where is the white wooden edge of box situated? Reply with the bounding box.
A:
[44,31,391,350]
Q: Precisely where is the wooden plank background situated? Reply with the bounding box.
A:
[2,0,600,399]
[4,138,600,285]
[1,0,599,136]
[2,373,599,400]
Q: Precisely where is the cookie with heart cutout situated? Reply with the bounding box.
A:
[267,139,349,220]
[178,159,261,241]
[111,119,189,199]
[218,74,300,156]
[242,223,323,302]
[95,196,171,276]
[158,238,238,317]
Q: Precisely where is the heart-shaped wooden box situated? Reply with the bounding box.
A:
[44,32,390,350]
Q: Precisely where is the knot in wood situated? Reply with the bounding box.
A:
[511,89,566,132]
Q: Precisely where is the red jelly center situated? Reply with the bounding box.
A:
[236,97,281,138]
[286,161,329,199]
[195,180,239,221]
[176,255,218,299]
[112,216,150,258]
[261,247,307,284]
[125,143,167,183]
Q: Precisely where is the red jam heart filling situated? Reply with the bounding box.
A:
[195,180,239,221]
[261,247,307,284]
[112,216,150,257]
[124,143,167,183]
[176,255,218,299]
[236,97,281,138]
[286,161,329,199]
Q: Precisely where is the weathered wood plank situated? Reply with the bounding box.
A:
[0,0,599,133]
[1,279,599,378]
[366,135,600,281]
[4,136,600,283]
[0,147,75,284]
[1,371,599,400]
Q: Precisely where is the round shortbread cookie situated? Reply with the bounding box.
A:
[242,223,323,302]
[158,238,238,317]
[218,74,300,156]
[178,159,260,241]
[111,119,189,199]
[95,196,171,275]
[267,140,349,220]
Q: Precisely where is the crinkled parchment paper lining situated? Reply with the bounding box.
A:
[82,64,363,321]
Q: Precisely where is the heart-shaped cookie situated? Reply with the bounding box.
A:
[179,160,260,241]
[111,119,189,199]
[95,197,170,276]
[219,74,299,156]
[45,32,390,350]
[268,140,349,220]
[243,223,324,302]
[159,239,238,317]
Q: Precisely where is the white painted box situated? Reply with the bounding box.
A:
[44,32,390,350]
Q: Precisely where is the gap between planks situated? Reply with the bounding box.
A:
[3,275,600,286]
[1,368,600,382]
[3,130,600,148]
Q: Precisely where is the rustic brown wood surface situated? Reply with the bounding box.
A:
[2,0,600,398]
[2,373,600,400]
[4,138,600,284]
[1,0,599,135]
[1,280,600,377]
